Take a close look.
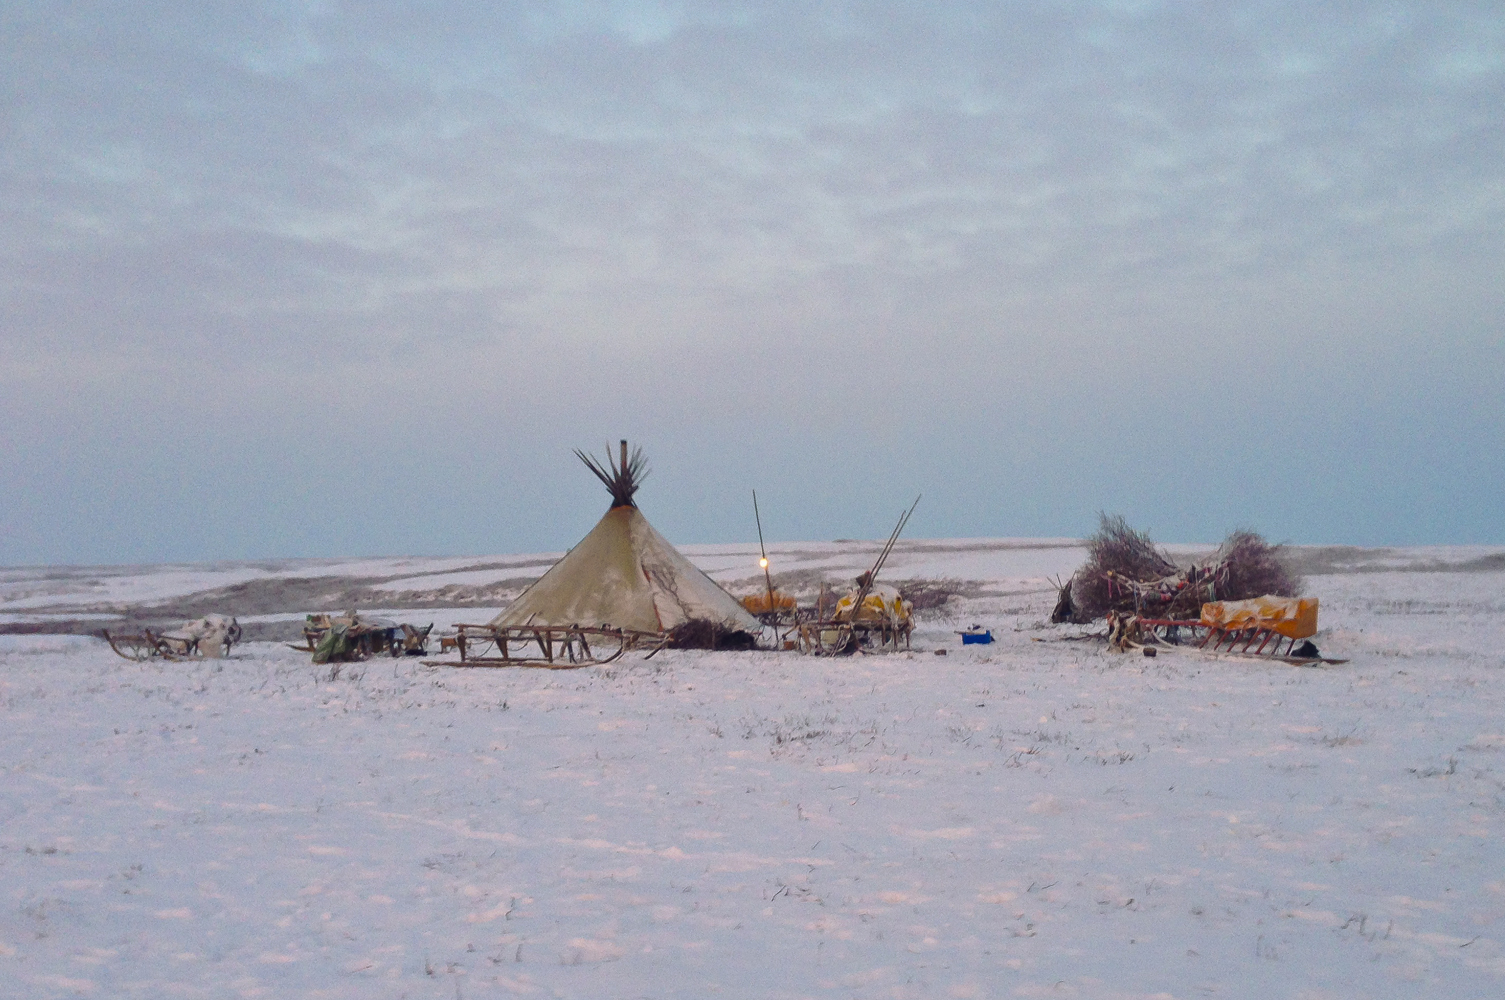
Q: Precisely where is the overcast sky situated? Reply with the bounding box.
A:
[2,1,1502,566]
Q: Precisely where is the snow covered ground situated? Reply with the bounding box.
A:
[3,542,1504,998]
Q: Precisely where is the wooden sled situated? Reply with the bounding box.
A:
[796,618,913,656]
[103,628,181,662]
[1129,617,1348,665]
[798,497,921,657]
[292,615,433,660]
[424,623,657,669]
[103,625,241,662]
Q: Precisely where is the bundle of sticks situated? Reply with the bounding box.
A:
[1052,515,1302,624]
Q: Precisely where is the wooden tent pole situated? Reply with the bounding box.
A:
[846,495,921,626]
[753,489,775,614]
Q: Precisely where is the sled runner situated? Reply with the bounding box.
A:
[426,623,655,668]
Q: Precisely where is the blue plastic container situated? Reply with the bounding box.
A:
[960,629,993,645]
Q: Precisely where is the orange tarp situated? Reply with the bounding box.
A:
[1200,596,1318,639]
[742,591,796,614]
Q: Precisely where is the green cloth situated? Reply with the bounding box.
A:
[312,623,353,664]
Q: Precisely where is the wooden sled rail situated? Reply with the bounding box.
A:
[103,628,179,661]
[425,623,662,669]
[1132,617,1347,664]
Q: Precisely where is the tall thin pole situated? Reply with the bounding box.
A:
[620,439,628,477]
[753,490,775,614]
[846,495,921,623]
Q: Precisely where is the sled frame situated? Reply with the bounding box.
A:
[1134,618,1348,665]
[796,619,913,656]
[427,623,657,669]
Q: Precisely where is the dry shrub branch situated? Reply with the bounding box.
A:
[895,578,969,616]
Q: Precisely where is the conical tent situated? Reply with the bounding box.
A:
[492,443,760,635]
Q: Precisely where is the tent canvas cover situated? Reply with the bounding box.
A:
[491,444,760,635]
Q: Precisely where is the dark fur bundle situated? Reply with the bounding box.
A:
[666,619,758,651]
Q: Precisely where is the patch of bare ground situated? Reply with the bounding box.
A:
[1286,547,1505,576]
[893,578,988,617]
[0,567,549,640]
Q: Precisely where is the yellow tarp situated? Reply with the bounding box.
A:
[834,585,912,625]
[1200,596,1318,639]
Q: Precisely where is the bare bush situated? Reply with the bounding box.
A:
[1057,514,1177,623]
[1215,530,1303,602]
[896,578,970,616]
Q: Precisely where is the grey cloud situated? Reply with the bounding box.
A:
[2,1,1502,562]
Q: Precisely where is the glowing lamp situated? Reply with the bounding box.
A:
[759,557,769,569]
